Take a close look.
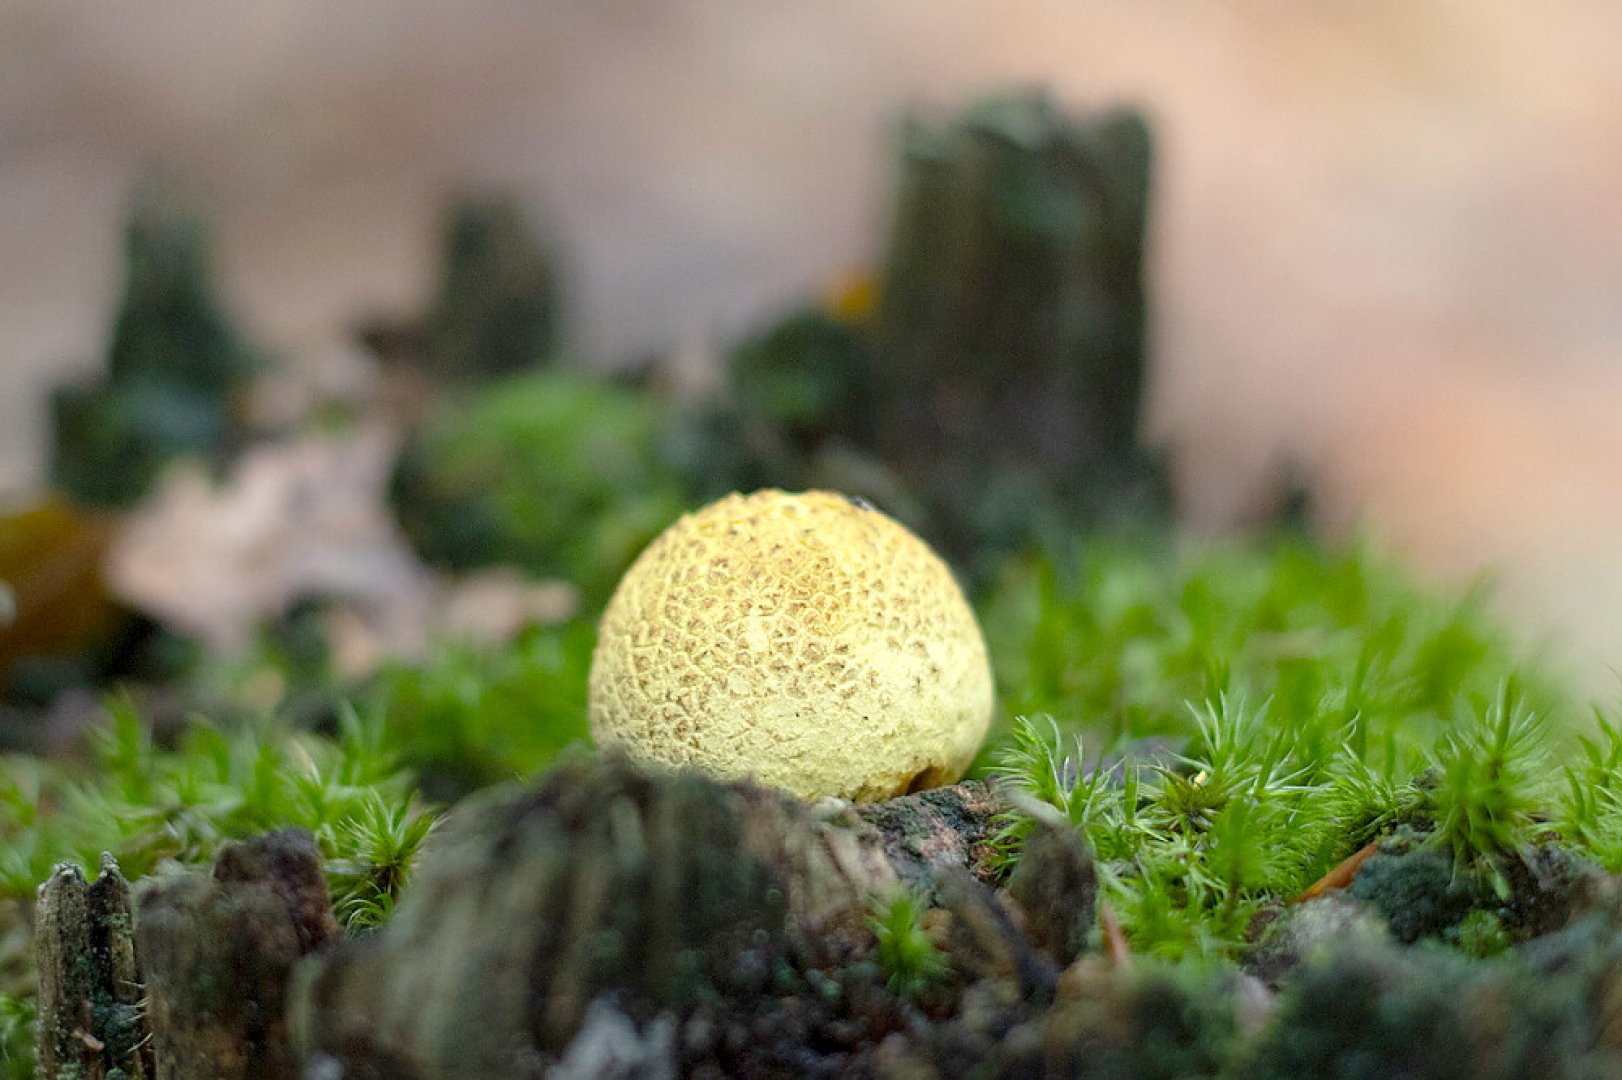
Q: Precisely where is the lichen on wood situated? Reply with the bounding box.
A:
[34,853,149,1079]
[289,756,1008,1076]
[135,828,336,1080]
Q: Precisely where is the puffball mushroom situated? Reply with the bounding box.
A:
[588,490,995,802]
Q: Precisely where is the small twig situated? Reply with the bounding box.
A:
[1292,840,1380,904]
[1100,900,1131,969]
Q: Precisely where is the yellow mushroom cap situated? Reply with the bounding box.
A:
[588,490,995,802]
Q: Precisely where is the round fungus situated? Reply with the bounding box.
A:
[588,489,994,801]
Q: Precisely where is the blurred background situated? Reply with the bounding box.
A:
[3,0,1621,688]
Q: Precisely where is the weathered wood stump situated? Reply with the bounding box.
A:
[35,853,150,1079]
[35,761,1074,1078]
[289,757,1014,1077]
[133,829,338,1080]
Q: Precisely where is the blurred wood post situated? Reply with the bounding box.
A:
[34,853,150,1079]
[134,828,338,1080]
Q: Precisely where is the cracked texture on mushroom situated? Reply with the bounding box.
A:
[589,489,994,801]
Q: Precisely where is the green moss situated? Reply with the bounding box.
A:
[0,699,433,934]
[980,535,1610,962]
[869,891,951,1000]
[0,993,31,1080]
[979,535,1559,753]
[364,618,594,799]
[390,371,686,604]
[1454,909,1511,959]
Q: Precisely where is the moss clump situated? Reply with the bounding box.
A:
[365,618,594,799]
[980,535,1559,751]
[389,371,686,604]
[670,311,878,505]
[869,892,951,1000]
[0,700,433,946]
[1348,836,1485,945]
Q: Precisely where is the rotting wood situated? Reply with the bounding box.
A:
[135,828,337,1080]
[290,759,1027,1077]
[852,778,1004,892]
[34,852,149,1079]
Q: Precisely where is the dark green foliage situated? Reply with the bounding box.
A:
[420,195,561,379]
[363,618,595,798]
[668,310,884,504]
[389,372,686,603]
[1247,943,1473,1080]
[871,90,1166,565]
[50,185,258,507]
[729,310,874,453]
[1349,838,1484,944]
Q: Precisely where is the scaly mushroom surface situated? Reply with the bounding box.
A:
[589,489,994,801]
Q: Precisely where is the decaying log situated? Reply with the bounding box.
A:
[32,762,1040,1079]
[134,828,337,1080]
[34,852,149,1079]
[852,778,1003,893]
[290,757,1013,1078]
[871,91,1163,559]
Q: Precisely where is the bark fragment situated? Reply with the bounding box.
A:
[135,828,336,1080]
[289,758,1002,1077]
[852,779,1003,894]
[1004,814,1098,967]
[34,853,149,1079]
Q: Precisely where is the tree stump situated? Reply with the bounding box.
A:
[134,828,337,1080]
[34,853,150,1079]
